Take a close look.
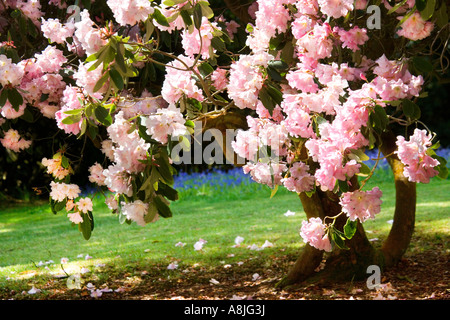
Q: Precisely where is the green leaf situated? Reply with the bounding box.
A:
[258,86,276,115]
[153,8,170,27]
[61,155,70,169]
[180,9,193,27]
[343,219,358,240]
[415,0,427,11]
[79,214,92,240]
[115,44,127,74]
[109,68,124,90]
[62,113,82,125]
[63,108,83,115]
[154,196,173,218]
[198,62,214,77]
[267,67,283,82]
[187,98,202,111]
[370,105,388,133]
[436,2,449,28]
[157,183,179,201]
[163,0,188,6]
[7,88,23,111]
[412,56,433,73]
[94,105,112,126]
[199,1,214,19]
[0,89,8,107]
[420,0,435,20]
[93,71,110,93]
[265,83,283,105]
[268,60,289,71]
[331,228,349,250]
[387,0,407,14]
[193,3,203,29]
[53,198,67,213]
[211,36,226,51]
[402,99,421,120]
[155,152,175,185]
[357,163,372,176]
[338,179,349,193]
[20,107,33,123]
[184,120,195,130]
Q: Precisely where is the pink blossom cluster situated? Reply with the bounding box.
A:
[73,10,108,56]
[232,115,289,163]
[161,55,204,104]
[300,217,332,252]
[243,162,287,188]
[0,54,24,87]
[335,26,369,52]
[118,90,167,119]
[88,163,106,186]
[0,128,32,152]
[318,0,353,19]
[182,17,220,60]
[121,200,159,226]
[281,162,315,193]
[49,181,81,202]
[153,1,190,33]
[18,46,68,119]
[40,18,75,44]
[16,0,43,25]
[395,129,440,183]
[107,0,154,26]
[372,55,424,101]
[144,104,188,144]
[42,156,71,180]
[246,0,292,52]
[397,11,434,41]
[339,187,383,223]
[227,52,273,109]
[66,197,94,224]
[106,111,150,174]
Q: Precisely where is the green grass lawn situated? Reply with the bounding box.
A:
[0,171,448,297]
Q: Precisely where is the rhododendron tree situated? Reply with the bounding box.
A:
[0,0,449,286]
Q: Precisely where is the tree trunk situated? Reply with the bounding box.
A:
[278,131,417,287]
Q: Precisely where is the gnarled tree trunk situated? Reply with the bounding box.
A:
[278,130,417,287]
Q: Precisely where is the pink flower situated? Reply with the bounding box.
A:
[0,129,32,152]
[182,17,219,60]
[395,129,440,183]
[211,68,228,91]
[144,104,188,144]
[49,181,81,202]
[107,0,154,26]
[41,18,75,44]
[68,212,84,224]
[77,197,93,213]
[340,187,383,223]
[161,55,204,104]
[318,0,354,19]
[397,12,434,41]
[121,200,149,227]
[282,162,315,193]
[0,54,24,87]
[1,100,26,119]
[336,26,369,52]
[300,217,332,252]
[89,163,106,186]
[286,65,319,93]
